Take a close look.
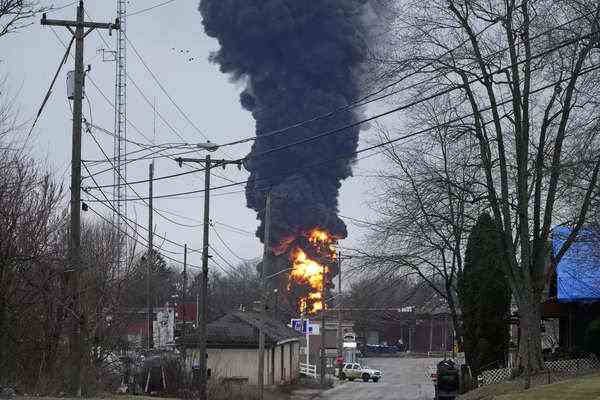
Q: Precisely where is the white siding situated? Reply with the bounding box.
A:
[186,343,299,386]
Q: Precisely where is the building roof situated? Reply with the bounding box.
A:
[552,226,600,301]
[180,311,301,348]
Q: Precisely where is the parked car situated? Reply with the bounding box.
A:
[339,362,382,382]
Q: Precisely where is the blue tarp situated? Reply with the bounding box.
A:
[552,226,600,301]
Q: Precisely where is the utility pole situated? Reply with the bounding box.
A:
[258,191,272,400]
[320,266,327,387]
[337,253,343,378]
[174,154,241,400]
[199,154,210,400]
[183,243,188,301]
[41,3,118,395]
[147,161,154,351]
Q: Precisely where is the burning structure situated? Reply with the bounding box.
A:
[288,229,338,314]
[200,0,368,313]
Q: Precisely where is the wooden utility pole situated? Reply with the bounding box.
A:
[183,243,188,301]
[320,266,327,387]
[41,3,118,394]
[337,253,343,377]
[258,191,272,400]
[199,154,211,400]
[174,155,241,400]
[147,161,154,351]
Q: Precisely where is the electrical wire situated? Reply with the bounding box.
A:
[46,1,78,13]
[83,182,195,254]
[210,222,253,262]
[241,24,600,164]
[125,0,179,18]
[85,203,202,270]
[84,121,177,150]
[82,107,252,250]
[213,10,597,150]
[27,33,74,137]
[122,31,220,148]
[84,123,217,229]
[82,11,598,196]
[83,14,237,187]
[84,13,597,189]
[84,57,600,203]
[82,125,254,238]
[48,24,157,146]
[81,160,183,256]
[81,145,194,180]
[86,196,247,281]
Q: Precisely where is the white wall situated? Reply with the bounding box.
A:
[186,342,300,386]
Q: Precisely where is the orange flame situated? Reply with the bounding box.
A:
[288,228,337,315]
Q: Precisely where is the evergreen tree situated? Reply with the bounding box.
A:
[125,250,178,309]
[458,213,511,375]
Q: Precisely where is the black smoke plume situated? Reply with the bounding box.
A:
[199,0,368,252]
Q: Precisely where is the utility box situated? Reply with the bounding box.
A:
[66,70,85,100]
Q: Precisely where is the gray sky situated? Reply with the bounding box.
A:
[1,0,391,277]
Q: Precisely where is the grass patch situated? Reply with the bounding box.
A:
[459,373,600,400]
[495,374,600,400]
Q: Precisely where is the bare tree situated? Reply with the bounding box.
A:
[0,146,65,387]
[0,0,46,38]
[368,0,600,374]
[359,98,485,348]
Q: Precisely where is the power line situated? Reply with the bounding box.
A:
[138,146,383,202]
[81,145,195,180]
[215,11,595,151]
[83,126,252,258]
[120,30,240,186]
[48,25,157,146]
[83,183,197,255]
[125,0,179,18]
[123,31,217,147]
[85,203,203,270]
[28,33,74,137]
[213,220,255,236]
[210,222,253,262]
[80,156,182,255]
[242,25,600,164]
[84,56,600,203]
[83,125,253,237]
[84,18,238,187]
[46,1,78,13]
[83,122,212,230]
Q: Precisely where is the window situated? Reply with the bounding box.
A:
[344,364,352,370]
[353,364,361,370]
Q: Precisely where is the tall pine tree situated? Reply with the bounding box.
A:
[458,212,511,375]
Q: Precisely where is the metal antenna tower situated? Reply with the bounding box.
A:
[113,0,127,267]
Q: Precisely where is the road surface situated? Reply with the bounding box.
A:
[319,357,442,400]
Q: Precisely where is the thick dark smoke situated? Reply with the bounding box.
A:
[200,0,369,249]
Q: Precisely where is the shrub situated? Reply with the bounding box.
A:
[584,319,600,357]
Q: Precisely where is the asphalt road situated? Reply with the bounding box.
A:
[319,357,442,400]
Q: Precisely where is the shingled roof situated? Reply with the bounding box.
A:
[179,311,301,348]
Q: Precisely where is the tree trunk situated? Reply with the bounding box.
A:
[517,293,544,378]
[446,291,464,351]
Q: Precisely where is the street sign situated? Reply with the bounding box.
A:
[291,319,303,332]
[290,319,319,335]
